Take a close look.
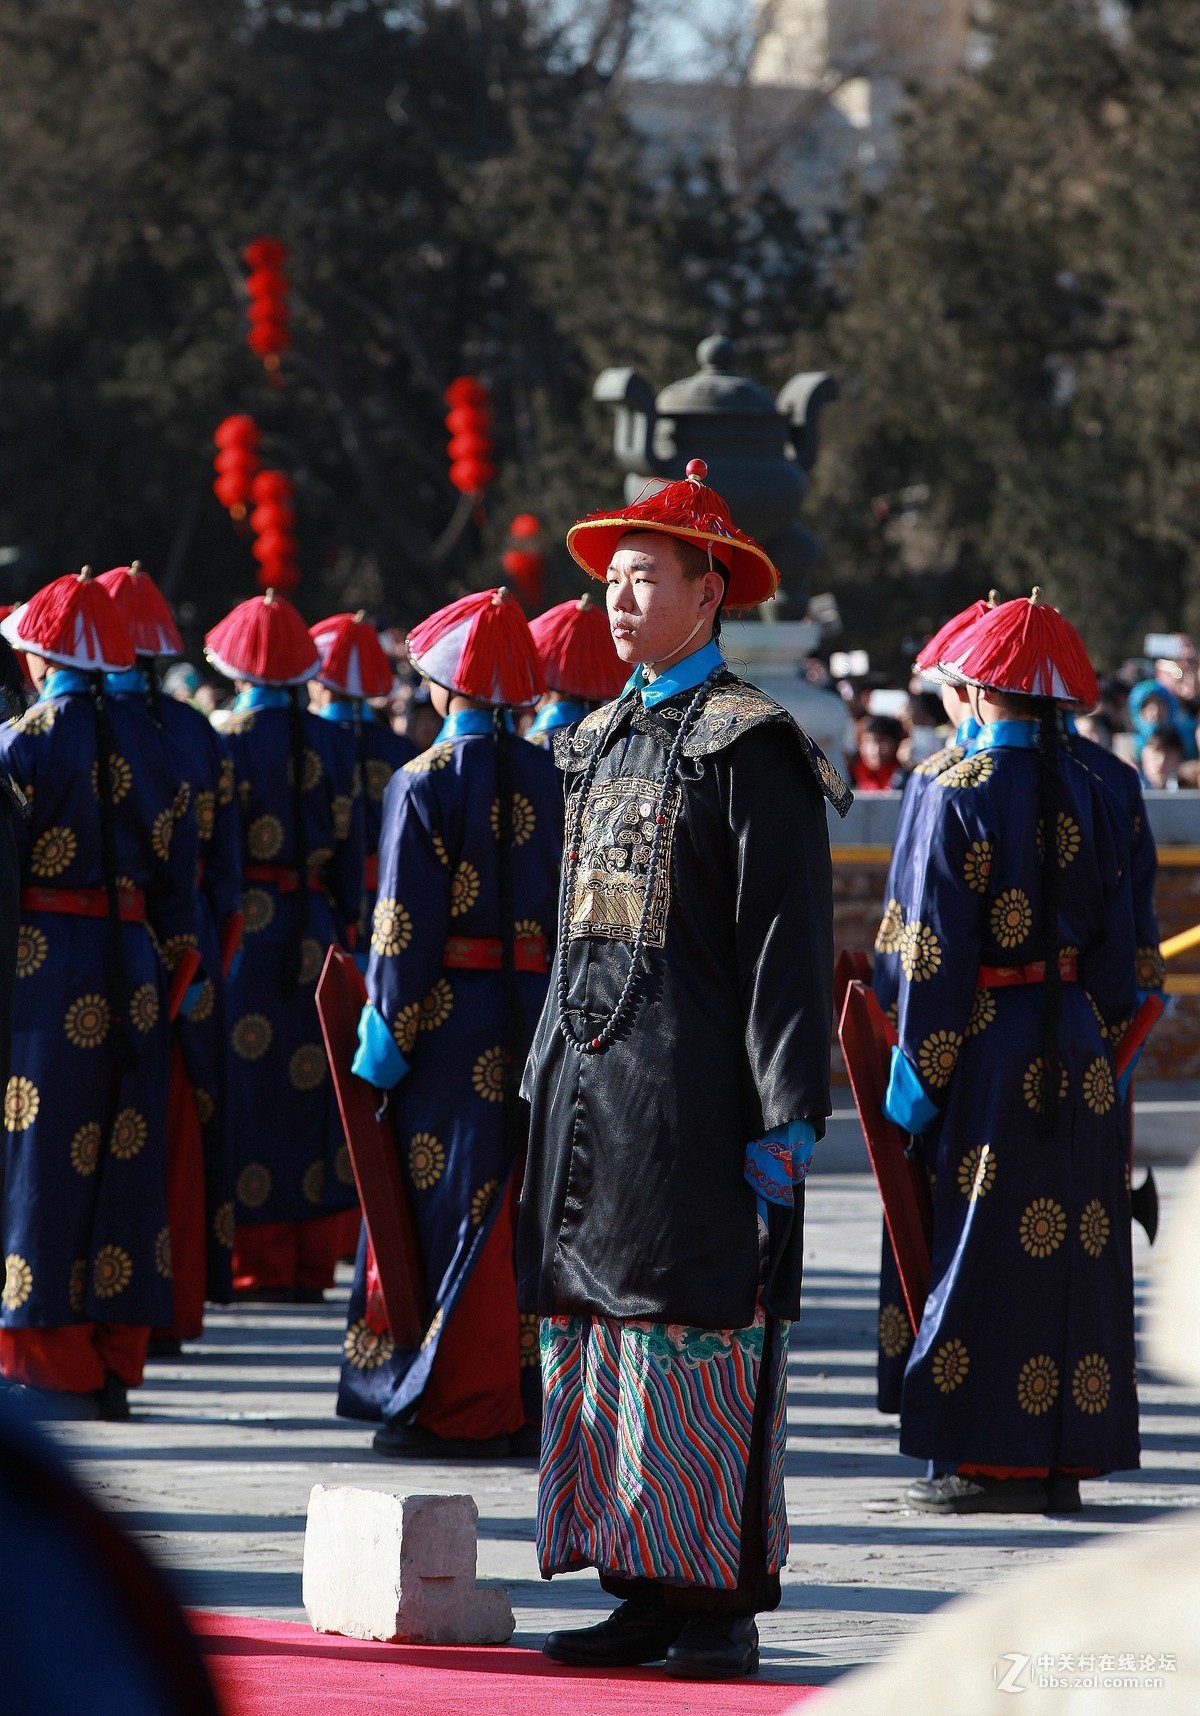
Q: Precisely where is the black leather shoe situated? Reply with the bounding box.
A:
[371,1419,512,1460]
[543,1599,685,1668]
[1046,1472,1082,1513]
[147,1337,183,1359]
[905,1473,1049,1514]
[96,1375,131,1422]
[664,1616,760,1680]
[509,1422,541,1458]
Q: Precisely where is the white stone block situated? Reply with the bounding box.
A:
[302,1486,514,1645]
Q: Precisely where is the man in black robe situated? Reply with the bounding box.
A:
[518,460,850,1681]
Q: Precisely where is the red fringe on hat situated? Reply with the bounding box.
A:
[913,599,993,675]
[3,572,134,672]
[944,595,1098,709]
[528,594,627,702]
[309,612,394,699]
[204,592,320,686]
[406,587,545,708]
[96,564,183,658]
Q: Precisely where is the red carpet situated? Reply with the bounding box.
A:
[191,1611,823,1714]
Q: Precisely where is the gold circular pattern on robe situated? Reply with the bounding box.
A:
[1081,1056,1116,1115]
[218,759,236,806]
[471,1178,501,1225]
[93,1244,133,1299]
[392,1002,421,1057]
[64,993,110,1049]
[962,839,993,894]
[917,1029,961,1090]
[15,923,48,979]
[331,795,353,841]
[490,793,537,847]
[188,979,216,1024]
[195,789,216,842]
[286,746,323,793]
[161,932,198,974]
[237,1162,272,1209]
[1017,1353,1059,1416]
[1056,813,1081,866]
[289,1044,327,1092]
[299,938,325,986]
[1079,1198,1111,1258]
[90,753,134,804]
[912,744,964,779]
[17,702,55,736]
[174,781,192,822]
[408,1132,445,1190]
[371,896,413,958]
[404,742,453,775]
[2,1253,33,1310]
[471,1046,507,1103]
[128,982,161,1034]
[1136,944,1166,990]
[990,888,1033,951]
[431,831,450,868]
[931,1337,969,1393]
[966,987,996,1036]
[514,918,543,940]
[874,899,904,955]
[519,1312,541,1367]
[1019,1196,1067,1258]
[232,1013,273,1061]
[878,1302,911,1359]
[899,920,942,981]
[150,808,174,863]
[957,1142,996,1201]
[242,888,275,935]
[69,1122,102,1176]
[238,780,252,810]
[343,1318,396,1370]
[31,825,77,879]
[301,1159,326,1205]
[193,1086,216,1126]
[420,1306,445,1351]
[248,813,284,861]
[418,978,454,1033]
[155,1226,173,1279]
[1022,1056,1069,1111]
[109,1107,148,1161]
[450,860,481,918]
[365,758,393,802]
[5,1075,40,1132]
[213,1200,235,1249]
[334,1144,355,1187]
[935,751,995,791]
[68,1258,87,1313]
[1072,1352,1111,1415]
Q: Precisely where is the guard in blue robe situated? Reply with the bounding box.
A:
[312,702,414,949]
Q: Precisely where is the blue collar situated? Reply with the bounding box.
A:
[315,700,360,724]
[40,668,92,700]
[974,720,1040,752]
[234,686,292,712]
[625,639,724,709]
[436,708,514,741]
[527,700,588,737]
[956,715,981,747]
[105,668,146,693]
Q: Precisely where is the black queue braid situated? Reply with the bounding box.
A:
[282,686,311,990]
[1034,697,1063,1137]
[140,657,165,728]
[90,675,137,1069]
[492,707,524,1144]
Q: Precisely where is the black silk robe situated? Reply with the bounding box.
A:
[517,671,850,1330]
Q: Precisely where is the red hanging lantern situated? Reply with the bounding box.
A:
[247,470,299,591]
[501,513,544,610]
[444,376,496,495]
[243,237,290,376]
[212,415,261,520]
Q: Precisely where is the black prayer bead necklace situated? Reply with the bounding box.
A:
[554,667,721,1055]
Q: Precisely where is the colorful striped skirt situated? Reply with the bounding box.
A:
[536,1304,790,1590]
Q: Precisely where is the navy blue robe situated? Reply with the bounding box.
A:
[314,701,415,949]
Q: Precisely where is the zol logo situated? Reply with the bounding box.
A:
[993,1653,1031,1694]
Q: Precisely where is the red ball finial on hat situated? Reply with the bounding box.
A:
[685,459,708,483]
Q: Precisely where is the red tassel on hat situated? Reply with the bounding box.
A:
[1,567,135,673]
[96,562,183,658]
[406,587,545,708]
[913,595,997,677]
[309,611,395,700]
[942,590,1099,709]
[528,594,627,702]
[205,590,320,686]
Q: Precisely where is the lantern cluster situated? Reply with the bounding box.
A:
[244,237,291,374]
[444,376,496,495]
[249,470,298,592]
[212,416,261,520]
[501,512,544,611]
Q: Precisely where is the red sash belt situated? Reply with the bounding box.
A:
[364,853,380,892]
[20,884,147,924]
[242,863,324,894]
[977,955,1078,988]
[443,933,549,975]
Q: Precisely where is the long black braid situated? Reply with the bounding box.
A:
[492,707,525,1153]
[1034,696,1063,1137]
[90,675,137,1069]
[282,686,311,990]
[140,657,165,728]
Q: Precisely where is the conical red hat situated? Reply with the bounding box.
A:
[566,459,779,609]
[528,593,628,702]
[96,562,183,658]
[309,611,395,699]
[204,591,320,686]
[406,587,545,708]
[0,568,135,672]
[940,591,1098,709]
[913,596,997,680]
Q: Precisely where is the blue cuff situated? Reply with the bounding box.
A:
[353,950,370,978]
[883,1047,939,1134]
[1116,1046,1143,1104]
[226,947,243,982]
[351,1002,410,1090]
[177,978,208,1019]
[744,1119,816,1208]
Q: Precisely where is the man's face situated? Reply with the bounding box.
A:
[860,731,897,771]
[1142,740,1178,787]
[1142,694,1171,728]
[940,684,970,725]
[605,532,722,667]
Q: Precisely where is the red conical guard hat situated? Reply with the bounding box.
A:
[528,593,628,702]
[0,567,135,672]
[204,590,320,687]
[309,611,394,699]
[913,594,998,682]
[941,589,1099,710]
[96,561,183,658]
[566,459,779,609]
[406,587,545,708]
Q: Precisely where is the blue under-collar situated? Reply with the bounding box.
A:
[974,720,1040,752]
[315,699,361,724]
[956,715,981,746]
[527,700,589,737]
[41,668,92,700]
[234,686,292,712]
[625,639,724,709]
[436,708,514,741]
[105,668,146,693]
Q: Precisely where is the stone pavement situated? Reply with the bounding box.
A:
[39,1166,1200,1691]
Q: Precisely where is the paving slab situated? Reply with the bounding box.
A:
[38,1170,1200,1690]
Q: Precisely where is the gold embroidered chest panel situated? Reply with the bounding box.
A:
[568,774,682,946]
